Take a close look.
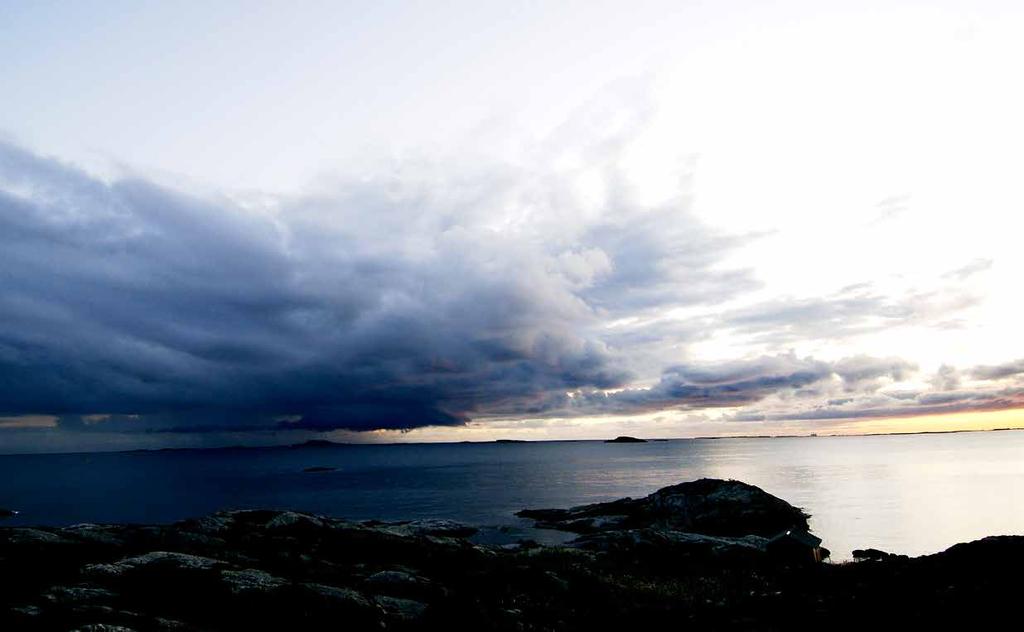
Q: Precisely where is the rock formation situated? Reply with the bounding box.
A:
[1,479,1021,630]
[517,478,809,536]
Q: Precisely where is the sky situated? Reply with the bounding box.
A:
[2,0,1024,452]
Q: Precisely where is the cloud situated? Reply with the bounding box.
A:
[969,358,1024,381]
[929,364,962,391]
[943,258,993,281]
[544,353,913,417]
[832,355,917,387]
[0,140,759,433]
[0,134,1015,442]
[718,283,981,346]
[714,342,1024,425]
[729,378,1024,424]
[870,193,911,224]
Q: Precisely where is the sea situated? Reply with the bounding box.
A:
[2,429,1023,560]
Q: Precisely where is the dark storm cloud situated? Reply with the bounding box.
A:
[0,141,764,433]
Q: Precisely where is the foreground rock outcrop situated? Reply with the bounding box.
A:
[517,478,809,536]
[1,479,1021,631]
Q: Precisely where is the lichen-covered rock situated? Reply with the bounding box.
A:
[84,551,228,580]
[570,529,769,564]
[264,511,329,532]
[365,569,440,600]
[299,583,374,607]
[62,524,128,547]
[42,585,118,606]
[374,595,428,621]
[366,569,422,588]
[180,513,236,534]
[219,569,288,595]
[376,519,478,539]
[293,583,385,626]
[2,527,73,546]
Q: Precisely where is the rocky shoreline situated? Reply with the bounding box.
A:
[2,479,1020,630]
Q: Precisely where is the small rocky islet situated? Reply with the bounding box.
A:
[2,478,1021,630]
[603,435,648,443]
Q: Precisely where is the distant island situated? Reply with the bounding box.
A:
[302,466,337,473]
[289,439,349,449]
[605,435,648,443]
[1,478,1018,629]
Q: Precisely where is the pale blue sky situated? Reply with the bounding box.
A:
[3,0,728,190]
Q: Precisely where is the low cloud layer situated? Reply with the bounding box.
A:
[730,360,1024,423]
[544,353,915,417]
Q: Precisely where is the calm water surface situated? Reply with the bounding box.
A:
[2,430,1023,560]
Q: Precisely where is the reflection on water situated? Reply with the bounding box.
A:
[1,430,1022,559]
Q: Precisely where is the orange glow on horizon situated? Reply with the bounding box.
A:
[808,407,1024,438]
[357,407,1024,444]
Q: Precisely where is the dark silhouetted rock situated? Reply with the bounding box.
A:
[290,439,345,449]
[263,511,329,532]
[376,519,478,539]
[518,478,810,537]
[61,524,128,547]
[293,583,385,627]
[605,436,647,443]
[83,551,228,580]
[219,569,287,596]
[853,547,900,561]
[3,487,1023,631]
[571,528,769,564]
[2,527,74,546]
[374,595,428,621]
[41,585,118,607]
